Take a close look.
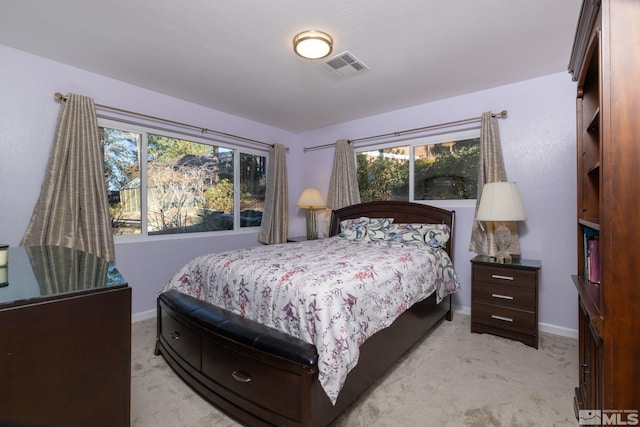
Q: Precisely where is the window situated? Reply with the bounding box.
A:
[100,119,267,239]
[356,129,480,203]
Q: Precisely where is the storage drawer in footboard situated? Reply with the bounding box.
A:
[159,310,201,371]
[201,337,308,422]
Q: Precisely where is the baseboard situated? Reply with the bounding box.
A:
[453,305,471,316]
[132,309,156,323]
[539,322,578,339]
[453,305,578,339]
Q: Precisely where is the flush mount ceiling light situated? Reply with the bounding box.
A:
[293,30,333,59]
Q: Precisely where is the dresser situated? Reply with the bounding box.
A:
[0,245,131,427]
[470,255,541,348]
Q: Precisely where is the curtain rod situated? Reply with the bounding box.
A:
[303,110,508,152]
[54,92,287,151]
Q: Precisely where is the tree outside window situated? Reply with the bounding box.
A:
[101,124,266,237]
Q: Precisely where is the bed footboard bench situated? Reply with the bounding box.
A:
[155,289,320,426]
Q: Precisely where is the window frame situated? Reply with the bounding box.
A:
[99,118,269,243]
[354,128,481,209]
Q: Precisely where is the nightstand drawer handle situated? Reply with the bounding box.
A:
[491,293,514,300]
[491,274,514,281]
[170,331,181,340]
[232,370,252,383]
[491,315,514,323]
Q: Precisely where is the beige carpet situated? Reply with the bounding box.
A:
[131,314,577,427]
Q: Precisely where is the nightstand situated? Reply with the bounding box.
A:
[470,255,541,348]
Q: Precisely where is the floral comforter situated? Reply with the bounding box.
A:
[163,236,461,404]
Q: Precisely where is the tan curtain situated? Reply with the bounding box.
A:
[469,112,521,256]
[21,94,115,262]
[258,144,288,244]
[326,139,360,209]
[324,139,361,232]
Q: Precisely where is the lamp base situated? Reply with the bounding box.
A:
[494,222,512,264]
[495,252,512,264]
[306,210,318,240]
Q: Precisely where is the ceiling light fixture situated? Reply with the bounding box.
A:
[293,30,333,60]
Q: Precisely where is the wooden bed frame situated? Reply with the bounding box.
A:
[155,201,455,426]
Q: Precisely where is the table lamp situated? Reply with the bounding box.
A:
[475,182,527,263]
[296,188,325,240]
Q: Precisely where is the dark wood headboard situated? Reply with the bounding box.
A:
[328,201,455,258]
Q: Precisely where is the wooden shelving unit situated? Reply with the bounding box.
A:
[568,0,640,420]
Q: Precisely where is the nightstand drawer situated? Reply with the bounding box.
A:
[473,264,536,288]
[473,282,535,310]
[473,302,536,334]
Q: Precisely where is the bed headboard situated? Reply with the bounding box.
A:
[328,201,455,258]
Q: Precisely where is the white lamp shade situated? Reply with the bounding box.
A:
[296,188,325,209]
[476,182,527,221]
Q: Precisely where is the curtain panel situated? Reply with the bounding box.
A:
[324,139,361,233]
[468,112,521,256]
[258,144,288,244]
[21,93,115,262]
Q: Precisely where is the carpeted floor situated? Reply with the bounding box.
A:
[131,313,578,427]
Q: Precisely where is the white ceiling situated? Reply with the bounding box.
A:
[0,0,582,133]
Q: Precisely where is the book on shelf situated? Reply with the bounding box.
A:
[583,228,600,284]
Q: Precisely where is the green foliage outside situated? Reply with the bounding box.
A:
[357,139,479,202]
[204,179,234,213]
[147,134,212,162]
[357,154,409,201]
[414,142,479,200]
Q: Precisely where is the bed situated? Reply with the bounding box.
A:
[155,201,460,426]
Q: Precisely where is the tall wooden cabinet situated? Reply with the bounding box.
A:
[568,0,640,420]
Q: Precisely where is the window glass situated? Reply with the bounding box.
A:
[414,137,479,200]
[100,121,266,239]
[102,127,141,235]
[357,146,410,202]
[239,153,267,228]
[146,134,234,235]
[355,129,480,203]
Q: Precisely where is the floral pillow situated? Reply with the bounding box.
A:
[420,224,451,248]
[364,218,394,243]
[384,223,425,247]
[339,217,394,242]
[384,223,451,248]
[339,217,370,241]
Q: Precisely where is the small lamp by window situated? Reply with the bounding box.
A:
[296,188,325,240]
[475,182,527,263]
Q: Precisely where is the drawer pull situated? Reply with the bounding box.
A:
[170,331,181,340]
[491,293,514,300]
[491,274,514,281]
[491,314,514,323]
[232,370,252,383]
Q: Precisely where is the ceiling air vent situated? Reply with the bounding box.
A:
[322,51,369,78]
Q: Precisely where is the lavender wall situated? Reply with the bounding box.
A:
[0,43,578,333]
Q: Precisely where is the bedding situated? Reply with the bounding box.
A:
[163,235,460,403]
